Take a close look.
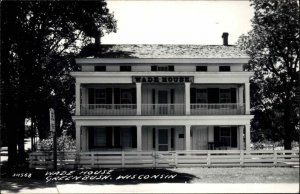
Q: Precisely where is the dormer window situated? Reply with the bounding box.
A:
[95,66,106,72]
[151,65,174,71]
[120,66,132,72]
[196,66,207,72]
[219,66,231,72]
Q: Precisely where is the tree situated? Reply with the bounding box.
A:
[237,0,299,149]
[1,0,116,167]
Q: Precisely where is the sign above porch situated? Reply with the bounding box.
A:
[133,76,194,83]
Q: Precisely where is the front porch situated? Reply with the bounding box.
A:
[77,125,250,152]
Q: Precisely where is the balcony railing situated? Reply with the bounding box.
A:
[80,103,245,116]
[190,103,245,115]
[81,104,137,116]
[142,104,185,115]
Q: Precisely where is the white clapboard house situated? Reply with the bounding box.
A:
[71,33,253,154]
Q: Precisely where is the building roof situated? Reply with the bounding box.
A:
[96,44,248,59]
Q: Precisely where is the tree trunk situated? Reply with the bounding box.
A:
[16,110,26,164]
[7,106,18,169]
[283,100,293,150]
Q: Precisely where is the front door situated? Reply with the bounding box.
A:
[158,90,168,114]
[157,129,169,151]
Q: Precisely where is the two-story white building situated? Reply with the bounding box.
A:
[71,35,253,154]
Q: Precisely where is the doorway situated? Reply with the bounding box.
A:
[158,90,168,114]
[156,128,170,151]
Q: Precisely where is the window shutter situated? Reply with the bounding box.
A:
[208,88,219,103]
[152,89,155,104]
[88,127,94,149]
[214,126,220,147]
[114,88,120,104]
[114,127,120,147]
[170,89,175,104]
[171,128,175,148]
[106,88,112,104]
[231,88,237,103]
[151,66,157,71]
[152,128,156,148]
[132,127,137,148]
[168,66,174,71]
[132,88,136,104]
[106,127,113,147]
[231,127,237,147]
[88,88,95,104]
[190,88,196,103]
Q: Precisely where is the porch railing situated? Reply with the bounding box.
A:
[80,103,245,116]
[142,104,185,115]
[81,104,137,116]
[29,150,299,169]
[191,103,245,115]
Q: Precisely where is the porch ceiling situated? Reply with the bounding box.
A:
[73,115,253,126]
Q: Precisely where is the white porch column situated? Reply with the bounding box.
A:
[185,82,191,115]
[137,125,142,151]
[185,125,191,150]
[245,124,251,151]
[238,85,244,105]
[239,126,244,150]
[76,125,81,152]
[136,83,142,115]
[245,83,250,114]
[75,83,81,116]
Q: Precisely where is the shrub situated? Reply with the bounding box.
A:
[37,130,76,151]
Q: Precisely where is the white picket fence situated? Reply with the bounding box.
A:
[29,150,299,169]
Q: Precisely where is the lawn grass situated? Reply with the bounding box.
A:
[172,167,299,183]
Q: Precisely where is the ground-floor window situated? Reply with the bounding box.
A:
[214,126,237,148]
[88,127,137,150]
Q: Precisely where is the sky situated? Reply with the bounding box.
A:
[102,0,254,45]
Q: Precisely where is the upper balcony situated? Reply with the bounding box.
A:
[80,103,245,116]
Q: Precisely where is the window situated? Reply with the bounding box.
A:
[196,89,208,103]
[219,89,231,103]
[120,89,132,104]
[219,66,231,72]
[94,127,107,147]
[196,66,207,72]
[95,66,106,71]
[120,66,131,72]
[219,127,231,146]
[151,65,174,71]
[95,89,106,104]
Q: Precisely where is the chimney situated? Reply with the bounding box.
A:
[222,32,229,46]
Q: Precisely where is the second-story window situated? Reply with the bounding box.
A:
[151,65,174,71]
[219,66,231,72]
[120,89,132,104]
[95,66,106,71]
[219,89,231,103]
[95,89,106,104]
[196,89,208,103]
[196,66,207,72]
[120,66,132,72]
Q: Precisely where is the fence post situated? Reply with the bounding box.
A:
[91,153,95,168]
[207,151,211,166]
[121,151,125,168]
[273,150,277,166]
[153,151,156,168]
[173,152,178,167]
[240,150,244,166]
